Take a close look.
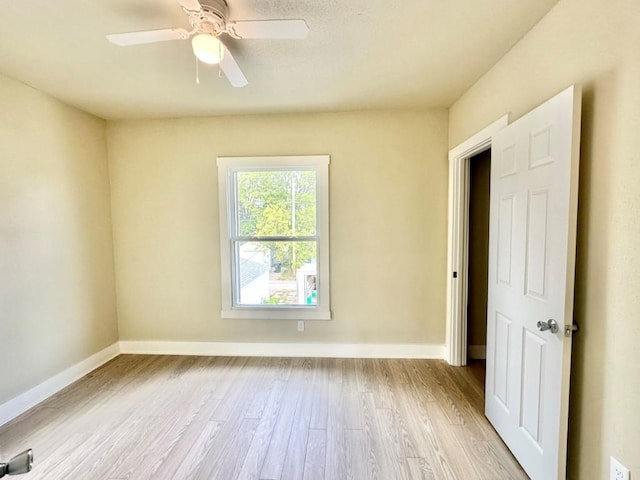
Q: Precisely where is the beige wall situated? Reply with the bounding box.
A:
[107,110,449,345]
[449,0,640,477]
[0,74,118,404]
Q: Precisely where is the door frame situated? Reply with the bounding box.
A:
[445,114,509,366]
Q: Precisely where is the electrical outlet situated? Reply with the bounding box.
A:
[610,457,630,480]
[297,321,305,332]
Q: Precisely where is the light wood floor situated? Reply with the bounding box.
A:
[0,355,527,479]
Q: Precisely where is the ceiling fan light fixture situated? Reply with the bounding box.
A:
[191,33,224,64]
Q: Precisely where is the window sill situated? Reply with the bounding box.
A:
[221,308,332,320]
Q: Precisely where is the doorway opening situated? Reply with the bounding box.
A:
[445,114,508,367]
[467,149,491,363]
[465,148,491,387]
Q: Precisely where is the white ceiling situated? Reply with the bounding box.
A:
[0,0,558,120]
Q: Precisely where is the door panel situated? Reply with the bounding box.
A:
[499,143,518,177]
[493,311,512,409]
[497,194,516,286]
[520,329,545,445]
[485,85,581,480]
[525,188,550,300]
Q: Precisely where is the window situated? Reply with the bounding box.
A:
[217,155,331,320]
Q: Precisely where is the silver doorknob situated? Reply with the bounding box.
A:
[537,319,559,333]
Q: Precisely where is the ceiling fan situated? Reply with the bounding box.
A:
[105,0,309,88]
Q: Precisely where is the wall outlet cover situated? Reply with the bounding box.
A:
[610,456,630,480]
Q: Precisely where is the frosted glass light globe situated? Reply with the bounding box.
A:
[191,34,224,64]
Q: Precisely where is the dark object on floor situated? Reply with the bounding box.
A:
[0,449,33,478]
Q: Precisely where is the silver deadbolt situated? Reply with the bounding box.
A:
[537,318,559,333]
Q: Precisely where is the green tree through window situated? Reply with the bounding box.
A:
[237,170,317,277]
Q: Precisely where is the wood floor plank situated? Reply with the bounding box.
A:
[344,428,368,480]
[326,358,343,385]
[191,361,270,478]
[67,416,164,479]
[23,432,92,480]
[373,405,411,480]
[361,392,412,480]
[196,417,259,480]
[309,359,329,430]
[387,358,411,385]
[371,359,395,409]
[261,359,312,479]
[429,360,496,441]
[209,357,253,418]
[360,390,383,480]
[451,433,528,480]
[401,359,437,403]
[354,358,371,393]
[244,359,280,420]
[391,386,449,478]
[323,380,350,480]
[409,360,465,425]
[0,356,528,480]
[236,380,286,479]
[302,429,326,480]
[273,357,294,381]
[407,457,437,480]
[112,383,216,478]
[420,400,484,480]
[280,361,315,480]
[152,396,223,480]
[341,359,363,430]
[169,420,223,480]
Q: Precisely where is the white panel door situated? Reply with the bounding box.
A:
[485,85,581,480]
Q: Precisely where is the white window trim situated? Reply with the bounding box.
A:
[217,155,331,320]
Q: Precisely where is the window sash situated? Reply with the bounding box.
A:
[229,168,318,239]
[230,238,320,307]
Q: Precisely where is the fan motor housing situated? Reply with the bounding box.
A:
[189,0,229,34]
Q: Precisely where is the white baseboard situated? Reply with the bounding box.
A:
[468,345,486,359]
[119,341,445,360]
[0,342,120,428]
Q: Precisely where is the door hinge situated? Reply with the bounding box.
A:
[564,324,579,337]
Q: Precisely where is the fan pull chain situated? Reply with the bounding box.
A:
[195,57,200,85]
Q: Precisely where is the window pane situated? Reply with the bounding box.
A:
[236,241,317,306]
[236,170,317,237]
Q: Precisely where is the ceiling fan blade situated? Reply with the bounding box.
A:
[106,28,188,46]
[220,46,248,87]
[229,20,309,39]
[176,0,202,12]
